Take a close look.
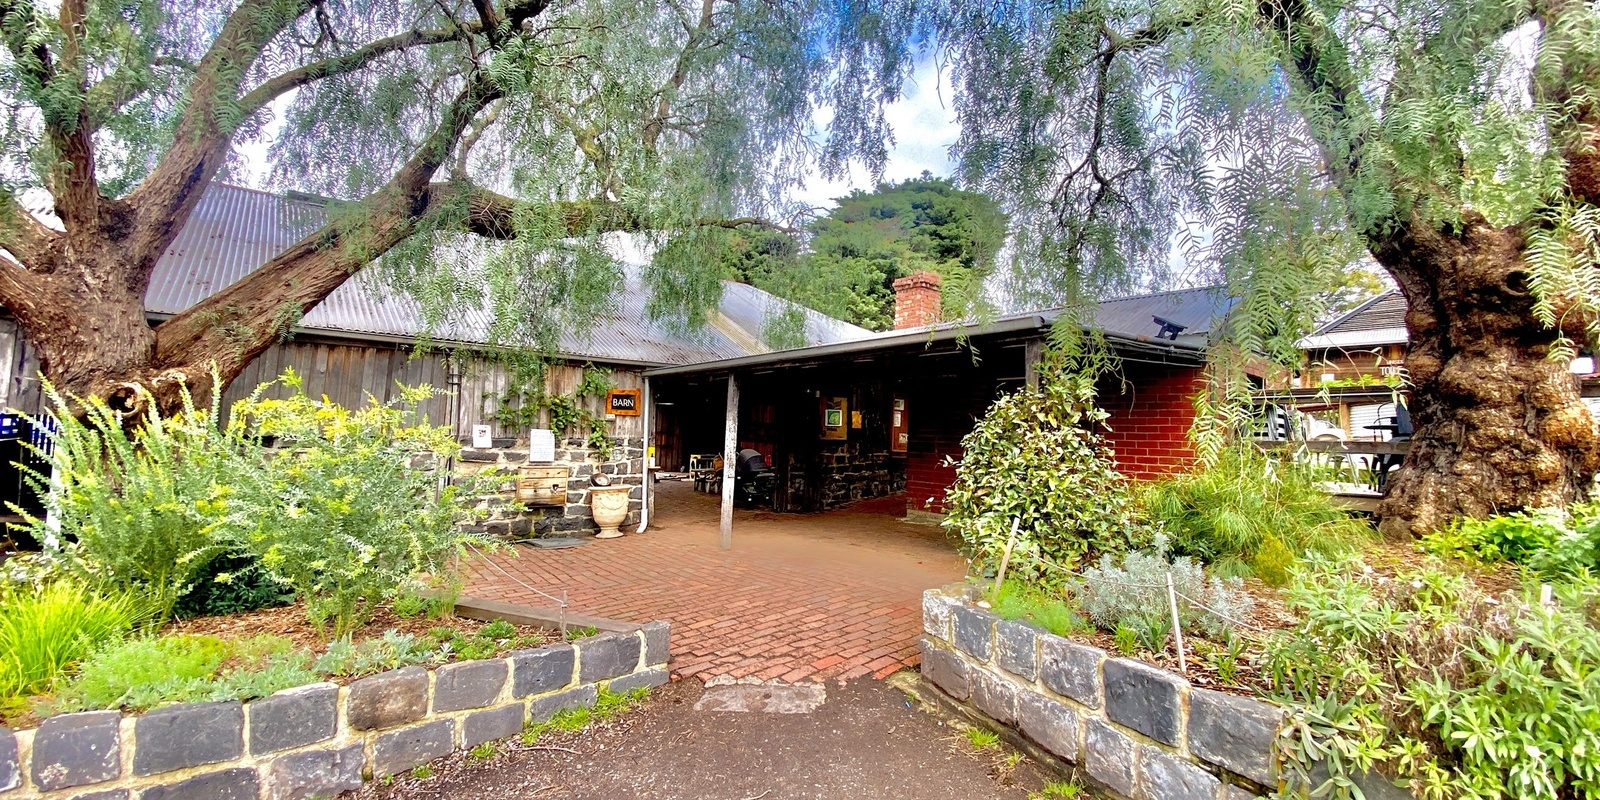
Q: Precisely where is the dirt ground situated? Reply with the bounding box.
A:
[348,678,1067,800]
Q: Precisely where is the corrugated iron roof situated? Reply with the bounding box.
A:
[1314,291,1408,335]
[139,183,871,365]
[1297,291,1408,349]
[1087,286,1234,345]
[882,285,1233,349]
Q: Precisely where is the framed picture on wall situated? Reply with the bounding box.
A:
[821,397,848,440]
[890,395,909,453]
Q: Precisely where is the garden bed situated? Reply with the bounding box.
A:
[0,611,672,800]
[979,539,1525,699]
[164,601,560,664]
[0,599,566,730]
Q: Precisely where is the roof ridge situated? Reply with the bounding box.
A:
[209,181,333,210]
[1099,285,1226,303]
[1310,290,1400,336]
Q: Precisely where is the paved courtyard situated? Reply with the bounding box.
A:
[463,481,968,683]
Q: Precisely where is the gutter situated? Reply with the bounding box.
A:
[642,313,1207,378]
[643,314,1055,378]
[142,312,674,370]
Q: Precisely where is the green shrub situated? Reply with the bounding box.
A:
[391,594,430,619]
[52,634,316,713]
[313,631,438,677]
[0,582,142,701]
[172,552,294,619]
[479,619,517,639]
[23,371,491,635]
[1422,500,1599,579]
[1265,556,1600,800]
[942,371,1146,577]
[1075,534,1254,640]
[232,371,491,634]
[1140,446,1371,585]
[20,381,261,618]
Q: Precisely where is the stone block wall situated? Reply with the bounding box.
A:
[0,623,669,800]
[923,585,1282,800]
[780,441,906,512]
[457,435,648,537]
[922,585,1418,800]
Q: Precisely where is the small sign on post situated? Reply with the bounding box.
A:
[471,424,492,450]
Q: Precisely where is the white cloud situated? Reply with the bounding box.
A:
[787,56,961,210]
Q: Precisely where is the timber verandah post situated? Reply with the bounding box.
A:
[720,373,739,550]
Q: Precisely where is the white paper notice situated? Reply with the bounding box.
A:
[471,424,492,449]
[529,429,556,462]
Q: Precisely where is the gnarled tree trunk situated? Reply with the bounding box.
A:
[1376,215,1600,536]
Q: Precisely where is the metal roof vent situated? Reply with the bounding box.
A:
[1153,315,1187,340]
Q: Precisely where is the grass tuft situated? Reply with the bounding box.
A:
[0,582,142,703]
[964,727,1000,751]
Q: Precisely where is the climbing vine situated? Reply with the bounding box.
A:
[486,356,618,462]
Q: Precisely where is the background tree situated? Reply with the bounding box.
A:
[1320,267,1391,323]
[722,174,1007,330]
[0,0,908,415]
[903,0,1600,534]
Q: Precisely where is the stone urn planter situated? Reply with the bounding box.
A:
[589,485,632,538]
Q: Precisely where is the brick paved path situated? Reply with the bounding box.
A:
[463,482,967,683]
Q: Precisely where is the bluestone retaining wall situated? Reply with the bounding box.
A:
[0,622,669,800]
[922,584,1414,800]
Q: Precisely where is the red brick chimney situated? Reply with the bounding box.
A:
[892,271,942,329]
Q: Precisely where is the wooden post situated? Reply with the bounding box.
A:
[991,518,1021,599]
[1024,338,1044,388]
[720,374,739,550]
[1166,571,1186,673]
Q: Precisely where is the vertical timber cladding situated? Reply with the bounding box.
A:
[221,338,652,537]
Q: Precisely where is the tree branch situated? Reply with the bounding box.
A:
[236,23,484,118]
[643,0,715,150]
[1257,0,1384,233]
[0,190,59,269]
[0,250,44,321]
[124,0,314,274]
[0,0,105,238]
[432,181,799,238]
[153,72,505,367]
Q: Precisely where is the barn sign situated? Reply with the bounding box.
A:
[607,388,642,416]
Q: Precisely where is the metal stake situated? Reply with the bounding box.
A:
[1166,571,1187,673]
[992,518,1021,598]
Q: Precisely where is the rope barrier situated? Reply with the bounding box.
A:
[464,541,571,637]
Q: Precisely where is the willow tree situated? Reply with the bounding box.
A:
[0,0,907,416]
[924,0,1600,533]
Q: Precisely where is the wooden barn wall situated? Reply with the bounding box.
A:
[0,319,42,415]
[0,321,644,441]
[218,339,644,441]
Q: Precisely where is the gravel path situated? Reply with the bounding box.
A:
[347,677,1067,800]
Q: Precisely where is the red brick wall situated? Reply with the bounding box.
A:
[1098,365,1204,480]
[903,362,1204,513]
[892,271,943,329]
